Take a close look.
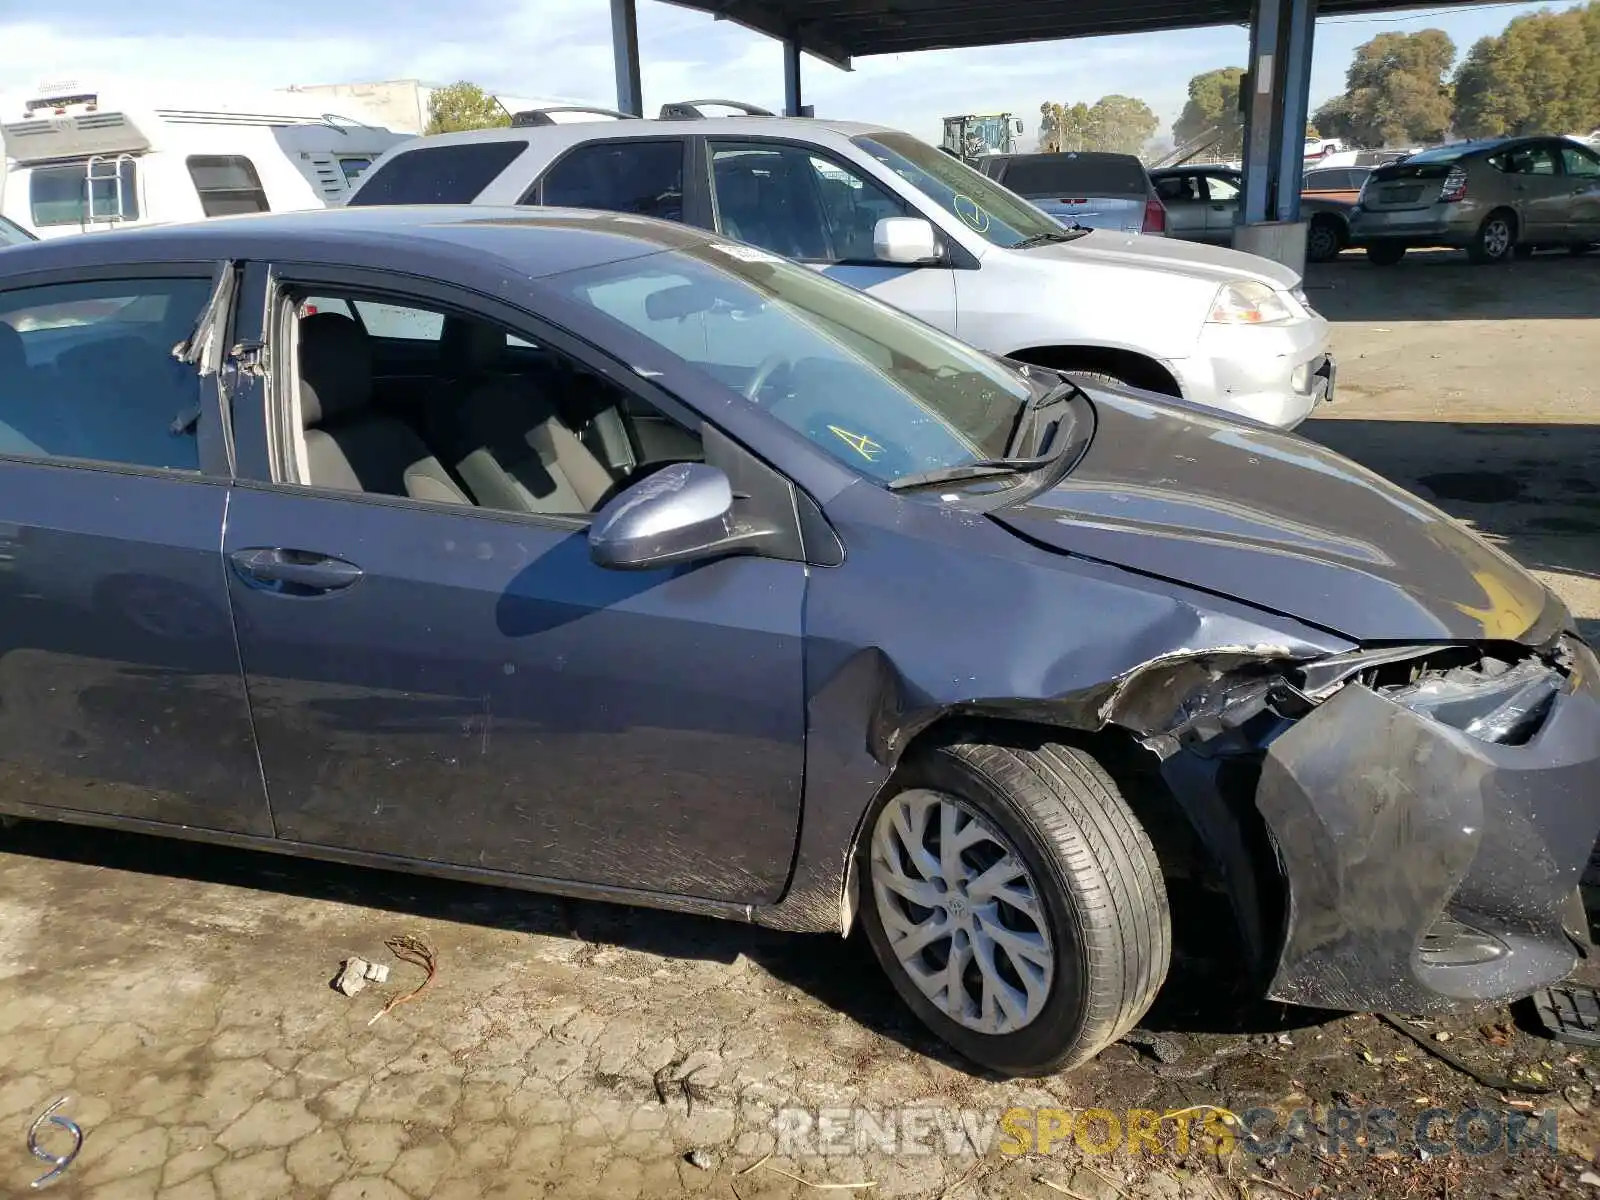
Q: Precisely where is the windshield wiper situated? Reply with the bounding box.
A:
[887,455,1057,493]
[1011,229,1083,248]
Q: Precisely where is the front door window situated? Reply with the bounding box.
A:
[709,142,908,263]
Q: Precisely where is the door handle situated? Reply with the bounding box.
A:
[230,547,363,595]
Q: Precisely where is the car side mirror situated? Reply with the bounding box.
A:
[874,217,941,265]
[588,462,737,571]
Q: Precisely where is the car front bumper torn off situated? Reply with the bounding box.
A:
[1163,634,1600,1014]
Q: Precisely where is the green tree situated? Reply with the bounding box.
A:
[1453,3,1600,138]
[1172,67,1246,157]
[1039,102,1064,152]
[1322,29,1456,146]
[1041,97,1156,155]
[1040,101,1092,152]
[1086,94,1159,156]
[1311,94,1356,143]
[425,81,510,135]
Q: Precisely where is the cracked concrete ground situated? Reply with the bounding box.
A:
[1,250,1598,1200]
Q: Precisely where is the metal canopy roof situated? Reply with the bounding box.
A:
[663,0,1487,69]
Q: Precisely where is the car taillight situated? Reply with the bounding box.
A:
[1439,167,1467,203]
[1143,197,1167,234]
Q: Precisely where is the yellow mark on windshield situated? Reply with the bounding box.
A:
[829,425,884,462]
[953,194,991,233]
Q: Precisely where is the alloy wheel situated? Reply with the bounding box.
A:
[870,789,1054,1035]
[1483,219,1512,259]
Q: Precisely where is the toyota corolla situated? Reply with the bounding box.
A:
[0,206,1594,1076]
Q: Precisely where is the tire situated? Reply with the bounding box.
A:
[1468,210,1517,264]
[1365,243,1406,266]
[1572,243,1596,257]
[858,733,1171,1076]
[1305,218,1343,263]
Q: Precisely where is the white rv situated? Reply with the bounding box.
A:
[0,86,407,238]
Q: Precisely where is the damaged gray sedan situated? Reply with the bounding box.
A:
[0,208,1595,1078]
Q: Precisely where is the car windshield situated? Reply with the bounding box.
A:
[851,132,1069,248]
[549,241,1034,484]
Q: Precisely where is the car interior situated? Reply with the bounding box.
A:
[711,149,897,264]
[286,297,704,519]
[1154,174,1199,203]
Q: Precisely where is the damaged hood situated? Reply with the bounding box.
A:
[993,388,1553,643]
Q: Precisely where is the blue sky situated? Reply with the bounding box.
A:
[0,0,1586,146]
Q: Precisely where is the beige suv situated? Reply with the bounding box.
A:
[1351,135,1600,264]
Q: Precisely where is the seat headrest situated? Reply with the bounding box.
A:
[299,312,372,427]
[440,317,507,378]
[0,322,27,376]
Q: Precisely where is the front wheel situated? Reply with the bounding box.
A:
[859,734,1171,1076]
[1469,211,1517,264]
[1365,242,1406,266]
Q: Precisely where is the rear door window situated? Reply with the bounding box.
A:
[0,277,212,469]
[346,141,528,205]
[1502,144,1558,176]
[1154,174,1200,202]
[534,140,686,222]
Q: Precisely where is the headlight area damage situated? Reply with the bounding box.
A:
[1125,633,1600,1014]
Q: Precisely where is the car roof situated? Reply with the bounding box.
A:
[1403,136,1546,162]
[382,115,897,158]
[0,205,724,280]
[992,151,1141,164]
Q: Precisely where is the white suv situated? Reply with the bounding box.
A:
[348,110,1335,428]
